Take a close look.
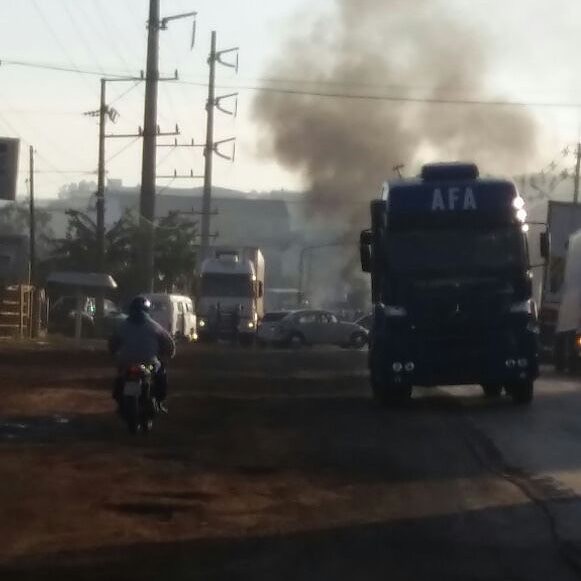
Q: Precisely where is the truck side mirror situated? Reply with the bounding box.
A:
[360,229,372,273]
[540,231,550,261]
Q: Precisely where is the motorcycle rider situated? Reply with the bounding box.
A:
[109,296,176,413]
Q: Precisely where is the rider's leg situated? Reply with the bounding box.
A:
[153,362,168,402]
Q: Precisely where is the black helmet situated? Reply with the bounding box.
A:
[129,296,151,316]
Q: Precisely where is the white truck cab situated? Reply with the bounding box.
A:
[197,248,265,344]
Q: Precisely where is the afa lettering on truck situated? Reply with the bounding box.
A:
[430,187,477,211]
[361,162,550,408]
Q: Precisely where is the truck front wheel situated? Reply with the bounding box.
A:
[481,384,503,398]
[554,333,567,373]
[508,381,534,405]
[239,334,255,347]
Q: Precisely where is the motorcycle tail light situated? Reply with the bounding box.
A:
[127,365,144,378]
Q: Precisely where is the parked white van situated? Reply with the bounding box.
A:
[143,294,197,342]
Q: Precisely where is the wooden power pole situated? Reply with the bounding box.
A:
[139,0,161,292]
[28,145,35,284]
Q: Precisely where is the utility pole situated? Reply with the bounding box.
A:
[94,79,108,328]
[85,76,136,325]
[198,31,238,266]
[200,30,217,264]
[28,145,35,284]
[139,0,161,293]
[574,142,581,204]
[96,79,106,278]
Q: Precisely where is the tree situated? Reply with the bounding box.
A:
[47,209,138,291]
[154,211,198,293]
[48,209,198,295]
[57,180,97,200]
[0,201,54,258]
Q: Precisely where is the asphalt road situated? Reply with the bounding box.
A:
[2,344,581,580]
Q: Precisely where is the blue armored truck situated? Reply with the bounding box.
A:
[360,162,549,406]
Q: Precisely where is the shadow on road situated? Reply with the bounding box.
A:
[3,501,580,581]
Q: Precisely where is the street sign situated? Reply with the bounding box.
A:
[0,138,19,201]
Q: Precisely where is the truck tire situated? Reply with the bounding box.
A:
[349,332,368,350]
[508,381,534,405]
[239,334,255,347]
[481,384,503,398]
[287,332,306,349]
[567,334,579,374]
[554,343,565,372]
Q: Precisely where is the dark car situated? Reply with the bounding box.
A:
[49,296,125,338]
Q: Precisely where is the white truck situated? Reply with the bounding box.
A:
[539,201,581,362]
[554,230,581,371]
[197,248,265,344]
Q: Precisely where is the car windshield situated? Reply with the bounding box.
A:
[262,312,289,322]
[150,301,168,312]
[201,274,254,297]
[388,227,526,274]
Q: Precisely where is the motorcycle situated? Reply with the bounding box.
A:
[119,363,158,434]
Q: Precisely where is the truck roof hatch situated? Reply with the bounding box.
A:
[421,162,479,182]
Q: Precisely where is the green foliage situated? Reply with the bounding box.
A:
[154,211,198,293]
[48,209,198,295]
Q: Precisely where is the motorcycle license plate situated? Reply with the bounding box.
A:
[123,381,141,397]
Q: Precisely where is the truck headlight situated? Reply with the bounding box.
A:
[383,304,407,317]
[509,300,533,314]
[247,321,255,329]
[199,319,206,328]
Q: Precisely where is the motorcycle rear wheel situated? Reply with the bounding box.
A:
[123,396,140,434]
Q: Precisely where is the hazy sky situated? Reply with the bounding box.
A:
[1,0,581,199]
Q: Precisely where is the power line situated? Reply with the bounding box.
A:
[0,108,83,116]
[108,80,143,107]
[7,57,581,110]
[62,0,106,76]
[106,136,140,163]
[29,0,95,91]
[156,144,178,168]
[89,0,140,73]
[178,80,581,109]
[35,169,96,175]
[0,58,131,78]
[0,111,94,192]
[0,94,88,167]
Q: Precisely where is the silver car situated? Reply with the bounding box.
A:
[274,310,368,349]
[256,311,292,346]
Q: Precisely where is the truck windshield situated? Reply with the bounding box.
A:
[201,274,254,297]
[388,227,526,274]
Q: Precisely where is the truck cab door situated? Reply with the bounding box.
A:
[176,300,186,336]
[320,312,343,344]
[297,312,318,344]
[313,313,333,344]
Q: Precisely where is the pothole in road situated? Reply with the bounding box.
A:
[235,464,282,476]
[105,501,196,521]
[0,415,72,440]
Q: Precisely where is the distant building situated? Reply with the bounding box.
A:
[40,182,307,289]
